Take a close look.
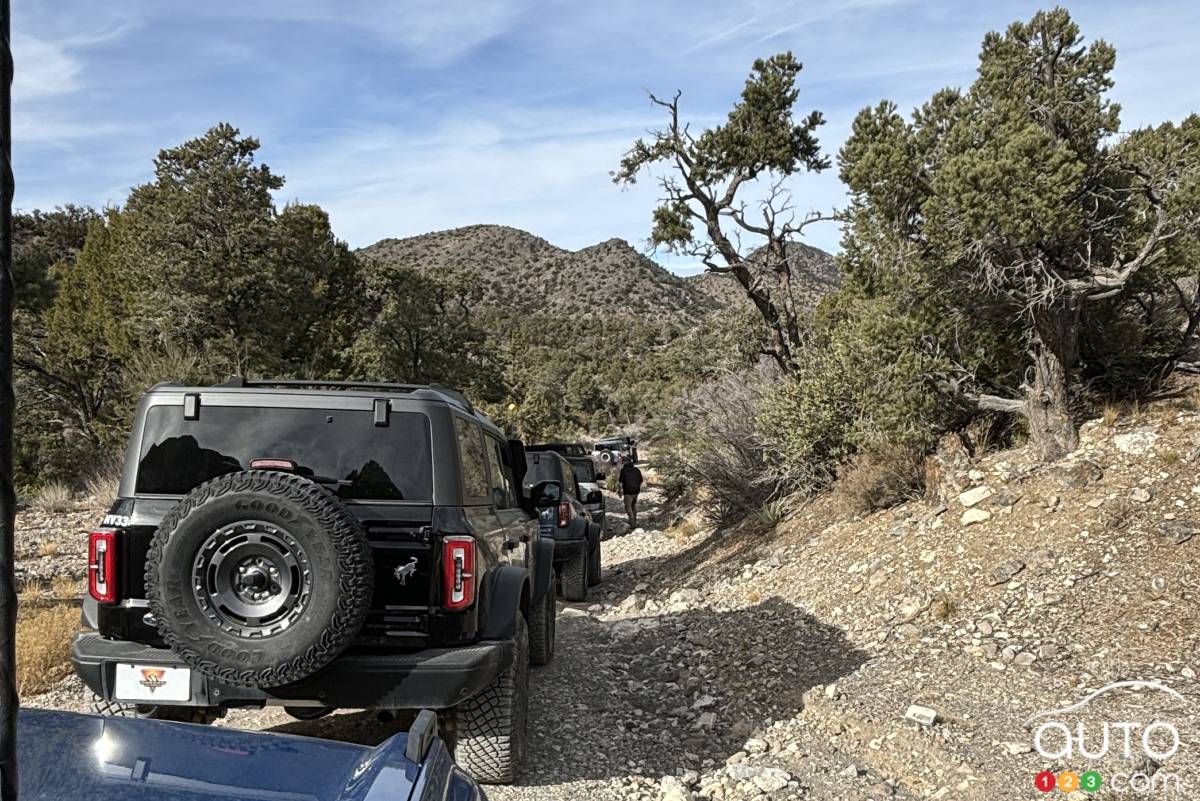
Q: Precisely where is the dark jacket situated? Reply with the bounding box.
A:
[618,463,643,494]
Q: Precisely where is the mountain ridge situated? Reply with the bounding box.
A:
[357,224,839,321]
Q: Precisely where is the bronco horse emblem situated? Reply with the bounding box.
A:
[393,557,419,585]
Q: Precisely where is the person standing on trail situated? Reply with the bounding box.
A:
[618,456,643,528]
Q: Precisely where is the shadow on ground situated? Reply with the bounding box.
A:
[261,597,870,787]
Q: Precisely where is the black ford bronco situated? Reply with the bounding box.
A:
[72,379,560,784]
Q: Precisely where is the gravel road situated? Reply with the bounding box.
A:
[25,490,903,800]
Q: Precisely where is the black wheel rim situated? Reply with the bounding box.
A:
[192,520,313,638]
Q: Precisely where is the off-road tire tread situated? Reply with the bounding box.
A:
[145,470,374,688]
[588,538,601,586]
[561,548,588,602]
[528,571,556,665]
[454,616,529,784]
[90,694,137,717]
[90,694,220,724]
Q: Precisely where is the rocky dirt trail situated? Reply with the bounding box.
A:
[21,396,1200,799]
[224,489,912,801]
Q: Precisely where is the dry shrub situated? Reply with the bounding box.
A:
[657,366,788,524]
[31,481,74,514]
[16,604,79,695]
[834,444,925,514]
[667,518,700,545]
[1100,497,1138,531]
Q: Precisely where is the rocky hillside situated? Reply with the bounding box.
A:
[358,225,838,321]
[688,242,842,314]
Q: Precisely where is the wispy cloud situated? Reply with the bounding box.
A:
[11,0,1200,266]
[13,34,82,101]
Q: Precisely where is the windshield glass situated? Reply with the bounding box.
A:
[135,404,434,501]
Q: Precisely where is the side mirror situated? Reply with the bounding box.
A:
[530,480,562,508]
[586,490,603,505]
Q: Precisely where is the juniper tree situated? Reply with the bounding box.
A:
[839,9,1199,460]
[614,53,834,374]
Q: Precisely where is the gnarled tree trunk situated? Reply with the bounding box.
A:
[1024,302,1080,461]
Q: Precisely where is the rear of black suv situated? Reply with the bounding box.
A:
[524,451,602,602]
[72,380,556,784]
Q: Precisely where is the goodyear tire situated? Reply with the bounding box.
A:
[146,470,374,688]
[528,570,556,666]
[453,615,529,784]
[561,548,588,602]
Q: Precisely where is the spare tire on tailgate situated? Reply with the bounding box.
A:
[146,470,374,687]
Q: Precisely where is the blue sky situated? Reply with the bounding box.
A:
[14,0,1200,274]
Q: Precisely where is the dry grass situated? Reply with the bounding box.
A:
[30,482,74,514]
[16,603,79,695]
[930,592,957,621]
[20,576,83,601]
[83,462,122,505]
[667,518,700,545]
[834,444,925,515]
[1101,402,1120,428]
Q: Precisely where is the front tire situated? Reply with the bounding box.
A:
[561,548,588,602]
[528,570,556,666]
[453,616,529,784]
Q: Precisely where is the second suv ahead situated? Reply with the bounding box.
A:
[523,451,602,601]
[526,443,606,532]
[73,379,560,784]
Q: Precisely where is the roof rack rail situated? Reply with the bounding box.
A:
[218,378,474,413]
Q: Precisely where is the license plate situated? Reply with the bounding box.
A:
[114,663,191,702]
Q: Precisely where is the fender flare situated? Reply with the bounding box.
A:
[532,535,555,602]
[480,565,529,640]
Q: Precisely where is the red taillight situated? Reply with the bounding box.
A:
[88,529,119,604]
[557,501,571,528]
[442,536,476,611]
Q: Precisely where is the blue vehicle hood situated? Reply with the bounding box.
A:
[15,709,469,801]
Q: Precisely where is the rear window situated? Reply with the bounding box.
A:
[567,457,595,483]
[135,404,434,501]
[524,453,563,487]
